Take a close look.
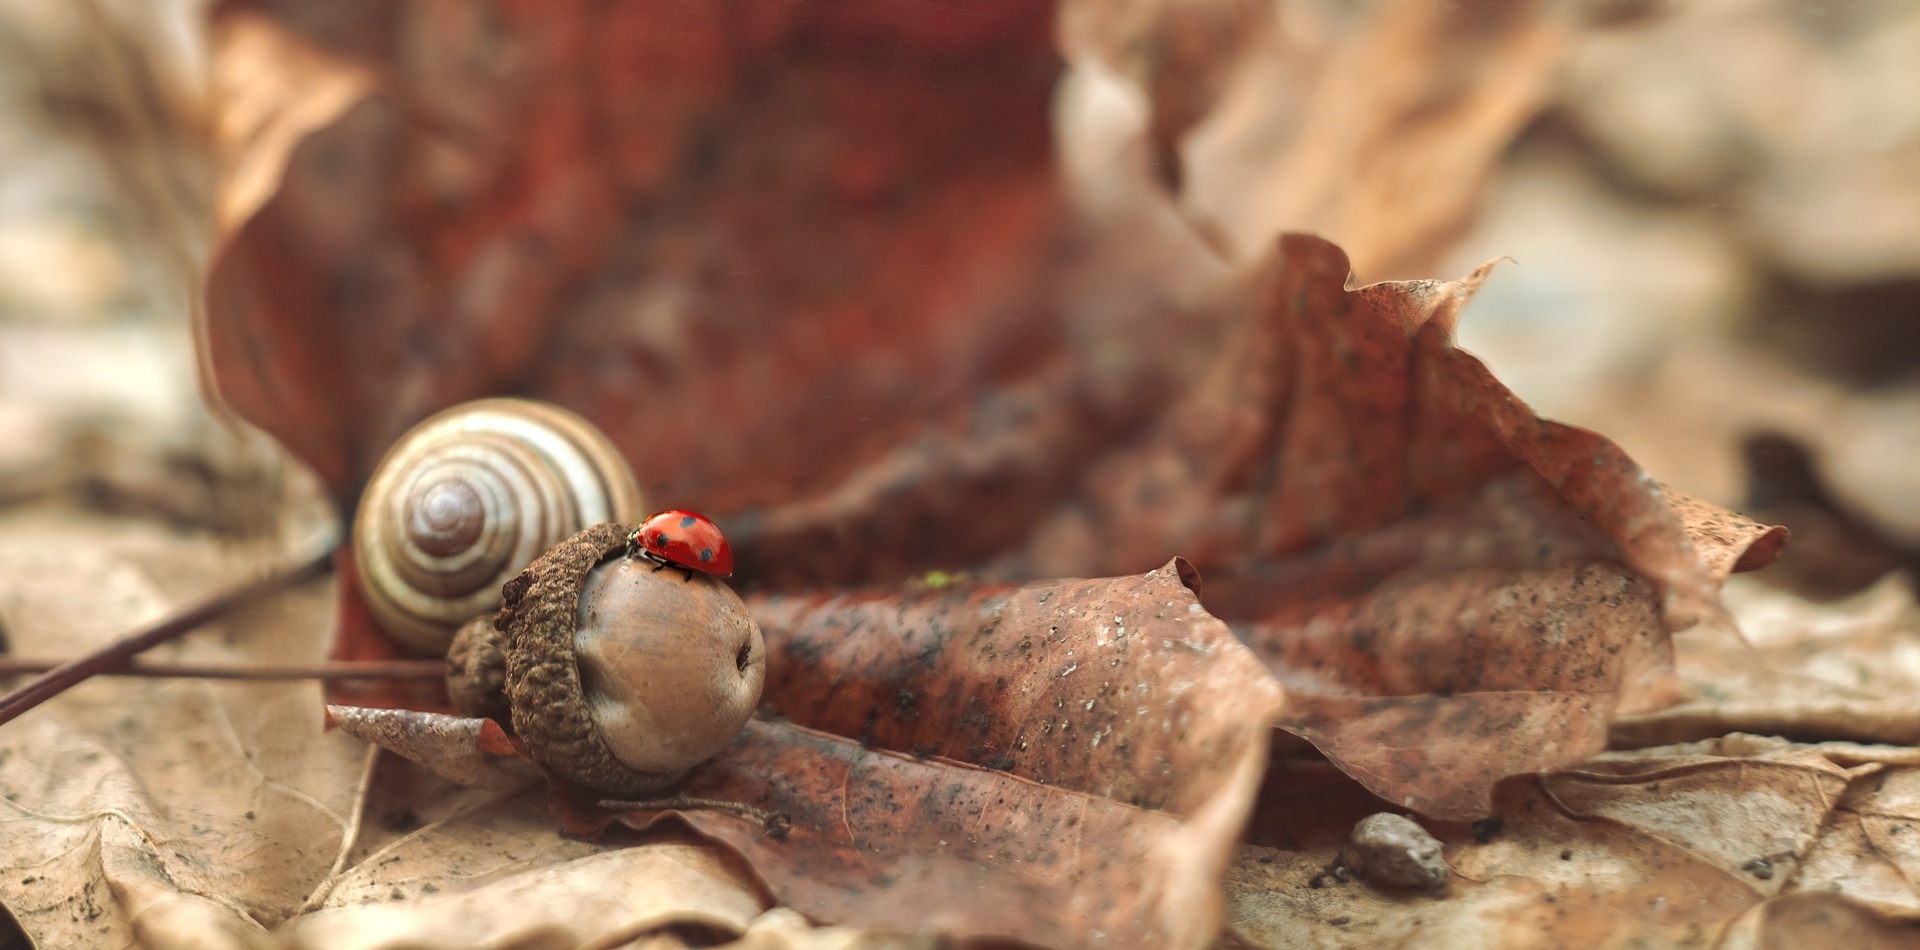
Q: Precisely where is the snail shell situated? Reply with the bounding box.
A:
[353,398,644,654]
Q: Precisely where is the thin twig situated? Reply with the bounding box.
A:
[0,543,336,727]
[0,658,445,680]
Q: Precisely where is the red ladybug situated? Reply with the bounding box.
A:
[626,509,734,578]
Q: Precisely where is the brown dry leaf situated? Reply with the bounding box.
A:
[177,0,1806,941]
[1022,234,1782,820]
[203,0,1101,530]
[1562,0,1920,285]
[0,509,358,946]
[346,560,1284,947]
[1614,574,1920,749]
[0,507,779,950]
[211,11,370,243]
[1226,734,1920,948]
[200,0,1585,591]
[1062,0,1572,281]
[714,908,934,950]
[662,561,1283,945]
[745,561,1280,815]
[1452,0,1920,560]
[608,716,1255,948]
[280,830,766,950]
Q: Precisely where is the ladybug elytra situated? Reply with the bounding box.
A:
[626,509,734,578]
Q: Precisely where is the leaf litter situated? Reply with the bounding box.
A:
[340,559,1285,947]
[9,0,1920,948]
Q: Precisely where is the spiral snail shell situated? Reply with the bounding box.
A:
[353,398,645,654]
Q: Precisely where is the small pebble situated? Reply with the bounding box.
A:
[1351,813,1451,891]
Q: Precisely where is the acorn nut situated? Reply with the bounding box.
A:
[452,522,765,794]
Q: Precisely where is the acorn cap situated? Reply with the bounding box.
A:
[447,613,510,724]
[495,523,681,794]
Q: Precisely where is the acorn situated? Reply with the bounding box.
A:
[449,522,765,795]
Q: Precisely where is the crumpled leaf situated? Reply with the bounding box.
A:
[721,908,934,950]
[1562,0,1920,285]
[0,511,361,946]
[342,560,1284,947]
[0,507,790,950]
[203,0,1101,533]
[746,560,1279,814]
[1225,734,1920,948]
[187,0,1794,937]
[605,716,1256,948]
[201,0,1591,593]
[1019,234,1783,820]
[1062,0,1574,280]
[279,833,766,950]
[211,11,370,243]
[1472,0,1920,561]
[326,705,536,790]
[1614,574,1920,749]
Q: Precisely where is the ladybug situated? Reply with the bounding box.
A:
[626,509,734,579]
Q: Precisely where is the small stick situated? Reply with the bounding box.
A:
[0,543,336,727]
[599,796,792,838]
[0,658,445,680]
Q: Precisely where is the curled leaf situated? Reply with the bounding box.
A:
[344,560,1284,947]
[610,718,1260,948]
[1026,235,1783,819]
[326,705,536,790]
[748,560,1283,813]
[1227,735,1920,948]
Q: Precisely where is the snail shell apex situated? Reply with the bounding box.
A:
[353,398,644,654]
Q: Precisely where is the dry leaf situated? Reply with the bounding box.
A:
[1614,574,1920,749]
[203,0,1087,520]
[0,511,359,945]
[280,833,766,950]
[1562,0,1920,285]
[158,0,1839,944]
[342,560,1284,947]
[201,0,1587,591]
[0,509,775,950]
[1022,234,1782,820]
[1061,0,1572,281]
[211,12,370,242]
[718,908,934,950]
[1226,734,1920,948]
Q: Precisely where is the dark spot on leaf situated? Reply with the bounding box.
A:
[1472,816,1503,843]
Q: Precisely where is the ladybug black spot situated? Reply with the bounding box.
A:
[680,515,698,528]
[700,548,714,562]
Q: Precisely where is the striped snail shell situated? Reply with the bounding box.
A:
[353,398,645,654]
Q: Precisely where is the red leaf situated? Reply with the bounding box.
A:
[614,717,1260,948]
[206,1,1076,527]
[1019,235,1784,819]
